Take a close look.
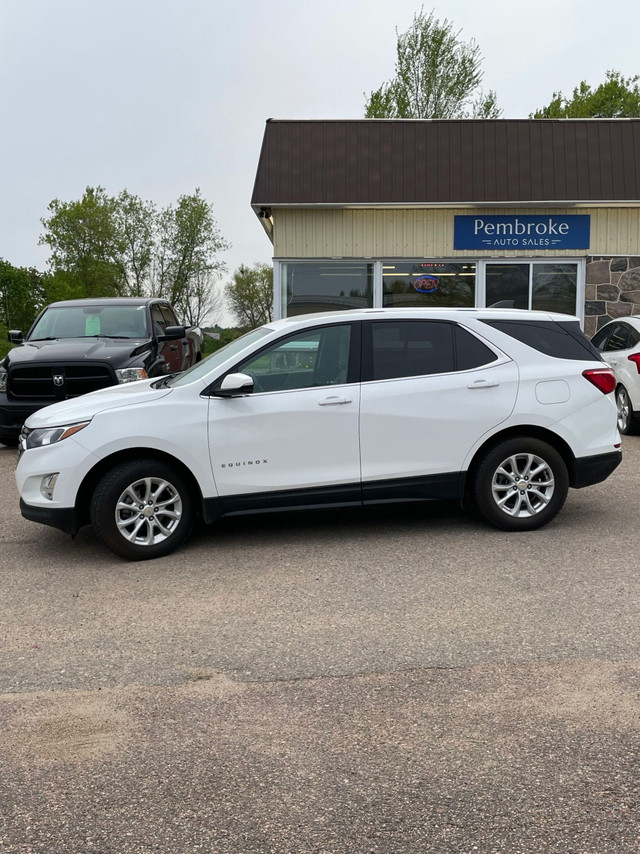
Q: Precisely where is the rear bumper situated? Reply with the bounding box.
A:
[19,498,79,535]
[571,450,622,489]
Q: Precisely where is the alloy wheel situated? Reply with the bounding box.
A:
[491,453,555,518]
[114,476,183,546]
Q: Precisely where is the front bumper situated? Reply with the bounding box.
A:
[572,450,622,489]
[19,498,79,535]
[0,393,48,441]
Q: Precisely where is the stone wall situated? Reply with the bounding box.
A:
[584,256,640,336]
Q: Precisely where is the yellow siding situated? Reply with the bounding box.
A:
[273,208,640,258]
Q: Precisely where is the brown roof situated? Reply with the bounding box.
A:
[251,119,640,209]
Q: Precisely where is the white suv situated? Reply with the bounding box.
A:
[16,309,621,560]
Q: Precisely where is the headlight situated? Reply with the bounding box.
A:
[21,421,90,450]
[116,367,148,384]
[0,369,7,393]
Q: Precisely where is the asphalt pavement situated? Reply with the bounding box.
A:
[0,438,638,852]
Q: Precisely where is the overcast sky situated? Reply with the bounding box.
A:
[1,0,639,321]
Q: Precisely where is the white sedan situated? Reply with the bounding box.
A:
[591,316,640,434]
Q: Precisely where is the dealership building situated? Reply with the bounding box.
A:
[251,118,640,335]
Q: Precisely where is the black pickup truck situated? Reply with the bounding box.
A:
[0,297,203,446]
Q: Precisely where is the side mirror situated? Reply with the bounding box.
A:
[157,325,186,341]
[8,330,23,344]
[211,372,254,398]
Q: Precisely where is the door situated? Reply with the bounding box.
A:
[150,304,184,373]
[207,322,362,507]
[160,303,192,370]
[359,320,519,499]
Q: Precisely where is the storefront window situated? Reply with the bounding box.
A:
[486,262,578,314]
[282,262,373,317]
[383,262,475,307]
[531,264,578,315]
[486,264,529,309]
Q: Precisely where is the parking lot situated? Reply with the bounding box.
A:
[1,437,639,852]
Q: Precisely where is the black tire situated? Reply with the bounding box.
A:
[472,437,569,532]
[90,458,194,560]
[0,433,18,447]
[615,385,639,435]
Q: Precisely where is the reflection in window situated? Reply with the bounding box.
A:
[237,325,352,393]
[383,262,475,307]
[486,264,529,309]
[531,264,577,315]
[282,262,373,317]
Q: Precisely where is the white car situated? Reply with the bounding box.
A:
[16,308,621,560]
[591,316,640,435]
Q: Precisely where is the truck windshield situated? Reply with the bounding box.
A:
[168,326,273,386]
[29,305,150,340]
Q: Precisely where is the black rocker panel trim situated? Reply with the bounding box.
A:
[362,472,461,503]
[203,472,464,523]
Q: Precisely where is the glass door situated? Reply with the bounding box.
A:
[484,261,580,317]
[485,264,530,309]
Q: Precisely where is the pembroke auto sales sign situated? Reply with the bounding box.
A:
[453,214,590,250]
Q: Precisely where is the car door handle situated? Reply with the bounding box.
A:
[467,379,500,389]
[318,395,353,405]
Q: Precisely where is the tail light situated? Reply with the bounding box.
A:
[628,353,640,374]
[582,368,616,395]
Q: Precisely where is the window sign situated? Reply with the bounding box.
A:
[454,215,590,250]
[383,262,475,307]
[85,315,101,336]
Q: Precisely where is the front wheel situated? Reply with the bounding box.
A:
[90,459,194,560]
[472,438,569,531]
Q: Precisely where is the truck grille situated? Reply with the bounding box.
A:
[9,364,116,400]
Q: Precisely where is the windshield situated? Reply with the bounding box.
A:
[169,326,273,386]
[29,305,150,340]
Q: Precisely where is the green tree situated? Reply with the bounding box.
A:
[39,186,125,297]
[365,8,500,119]
[115,190,156,296]
[39,187,229,325]
[225,263,273,329]
[152,189,229,327]
[0,260,46,333]
[531,70,640,118]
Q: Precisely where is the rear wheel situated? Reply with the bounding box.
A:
[472,437,569,531]
[90,459,194,560]
[615,385,639,435]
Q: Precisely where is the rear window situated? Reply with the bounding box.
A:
[480,320,603,362]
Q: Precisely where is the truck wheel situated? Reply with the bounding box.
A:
[90,459,194,560]
[472,437,569,531]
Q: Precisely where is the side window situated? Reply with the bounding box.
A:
[454,326,499,370]
[365,321,455,381]
[603,323,631,352]
[160,305,179,327]
[481,319,603,361]
[591,326,612,351]
[235,324,353,393]
[627,325,640,348]
[150,305,167,335]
